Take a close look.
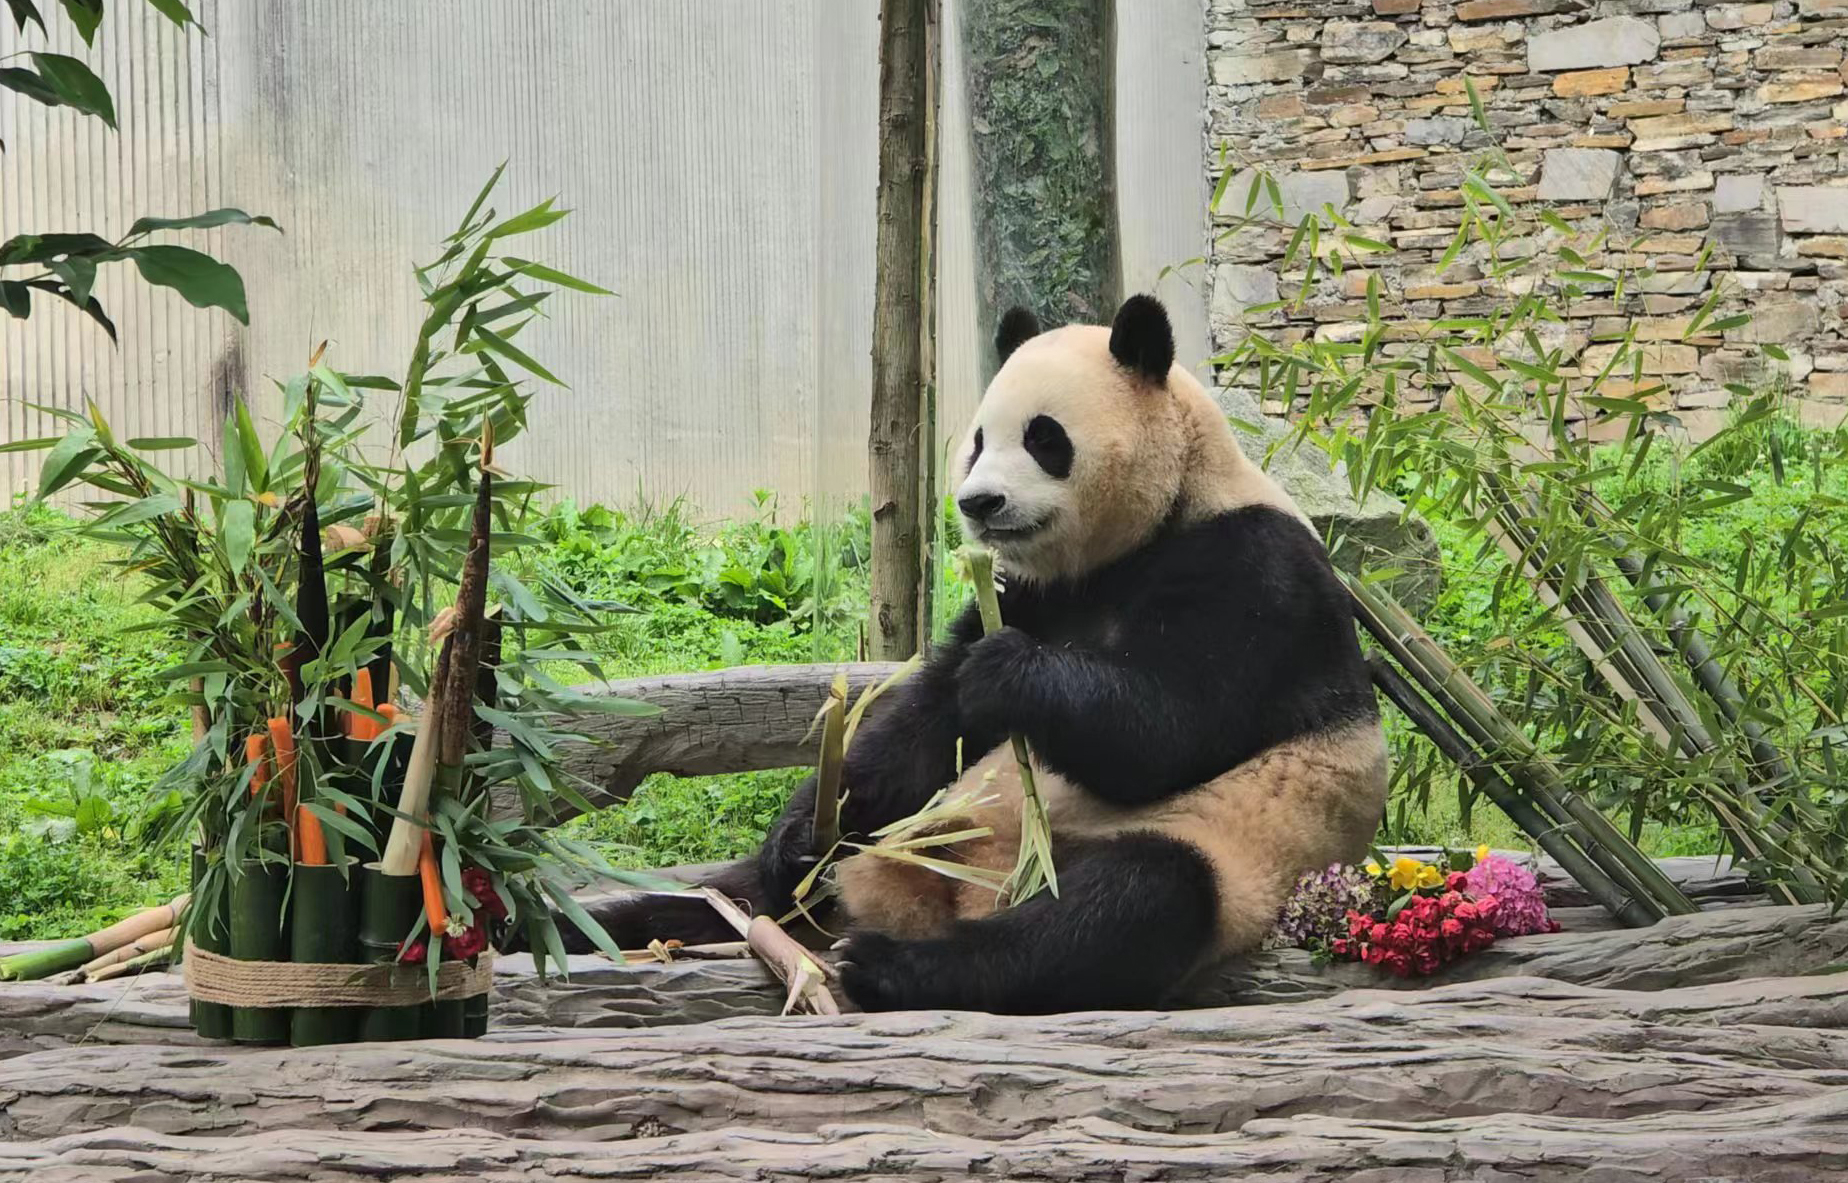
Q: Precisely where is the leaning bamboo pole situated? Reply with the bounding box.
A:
[1366,654,1661,927]
[1343,572,1699,917]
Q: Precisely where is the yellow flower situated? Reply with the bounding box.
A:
[1388,857,1427,891]
[1415,864,1444,889]
[1476,844,1491,864]
[1364,861,1383,877]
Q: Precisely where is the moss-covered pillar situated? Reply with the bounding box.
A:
[959,0,1119,381]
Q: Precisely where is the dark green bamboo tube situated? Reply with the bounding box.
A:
[289,860,361,1047]
[427,996,466,1038]
[356,863,424,1041]
[463,988,489,1038]
[228,859,291,1045]
[189,848,234,1040]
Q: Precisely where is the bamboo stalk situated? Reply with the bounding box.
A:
[1366,653,1661,927]
[228,862,290,1044]
[289,859,361,1047]
[1490,486,1822,906]
[1343,572,1698,917]
[1,894,191,982]
[811,674,848,855]
[381,638,451,876]
[1607,547,1799,792]
[699,888,840,1016]
[80,927,177,977]
[958,547,1057,903]
[87,943,174,983]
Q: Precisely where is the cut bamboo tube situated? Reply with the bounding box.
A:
[188,850,232,1039]
[228,862,290,1044]
[3,893,192,981]
[289,860,361,1047]
[356,862,425,1042]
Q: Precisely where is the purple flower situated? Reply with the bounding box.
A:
[1268,863,1388,953]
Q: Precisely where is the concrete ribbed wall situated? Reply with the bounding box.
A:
[3,1,1208,517]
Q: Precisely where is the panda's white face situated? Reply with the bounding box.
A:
[954,314,1188,584]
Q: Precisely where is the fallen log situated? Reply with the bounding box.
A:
[490,662,903,823]
[6,903,1847,1053]
[8,1093,1848,1183]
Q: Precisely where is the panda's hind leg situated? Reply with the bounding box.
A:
[837,832,1217,1014]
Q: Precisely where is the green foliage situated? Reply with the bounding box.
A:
[0,2,270,332]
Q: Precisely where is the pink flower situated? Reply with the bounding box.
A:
[1463,856,1557,937]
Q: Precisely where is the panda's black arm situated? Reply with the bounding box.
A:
[754,602,1003,908]
[955,630,1222,805]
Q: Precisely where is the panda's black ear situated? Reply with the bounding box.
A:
[995,306,1041,366]
[1109,294,1174,383]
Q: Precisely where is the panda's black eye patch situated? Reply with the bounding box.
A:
[968,427,984,472]
[1022,415,1072,478]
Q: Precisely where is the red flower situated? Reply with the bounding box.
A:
[1445,871,1468,892]
[1331,938,1351,957]
[462,866,509,921]
[444,923,489,961]
[1454,901,1479,922]
[398,939,427,965]
[1368,922,1389,945]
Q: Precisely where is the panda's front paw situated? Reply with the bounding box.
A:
[956,626,1041,733]
[838,932,955,1012]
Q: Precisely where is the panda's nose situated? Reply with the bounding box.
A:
[958,492,1007,522]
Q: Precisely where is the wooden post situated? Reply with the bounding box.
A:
[869,0,929,661]
[916,0,942,654]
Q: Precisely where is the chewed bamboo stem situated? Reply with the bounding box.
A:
[811,675,848,855]
[698,888,840,1016]
[958,546,1057,903]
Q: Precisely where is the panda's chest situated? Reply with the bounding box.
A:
[1015,601,1129,655]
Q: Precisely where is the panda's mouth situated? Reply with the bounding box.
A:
[979,517,1050,545]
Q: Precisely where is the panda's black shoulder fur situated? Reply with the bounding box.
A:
[956,504,1376,805]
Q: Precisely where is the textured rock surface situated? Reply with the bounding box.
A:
[1208,0,1848,435]
[5,851,1846,1180]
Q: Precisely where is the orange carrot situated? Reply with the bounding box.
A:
[244,733,270,799]
[268,717,299,861]
[418,832,447,938]
[296,804,328,866]
[351,668,377,741]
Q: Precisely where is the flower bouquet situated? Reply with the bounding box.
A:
[1268,847,1560,978]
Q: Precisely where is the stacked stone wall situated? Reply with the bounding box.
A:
[1206,0,1848,436]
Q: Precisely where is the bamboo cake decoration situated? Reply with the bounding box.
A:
[2,173,659,1034]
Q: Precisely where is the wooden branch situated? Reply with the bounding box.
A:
[488,663,905,823]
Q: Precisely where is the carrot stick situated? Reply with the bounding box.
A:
[419,832,447,938]
[351,668,377,741]
[268,716,299,860]
[296,805,328,866]
[244,733,270,800]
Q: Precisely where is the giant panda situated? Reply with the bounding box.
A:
[574,294,1388,1014]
